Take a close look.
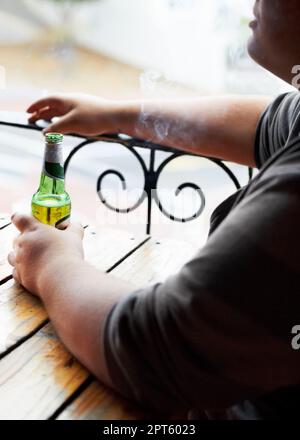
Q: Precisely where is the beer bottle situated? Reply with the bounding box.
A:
[31,133,71,228]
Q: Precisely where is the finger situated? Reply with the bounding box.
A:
[28,106,69,124]
[43,112,75,135]
[12,268,21,284]
[11,213,40,233]
[7,251,16,267]
[26,96,65,113]
[28,107,50,123]
[28,110,49,124]
[13,234,21,251]
[66,221,84,239]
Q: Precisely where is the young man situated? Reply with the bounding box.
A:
[8,0,300,419]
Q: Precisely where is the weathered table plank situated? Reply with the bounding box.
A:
[0,224,18,283]
[0,324,88,420]
[0,226,148,358]
[0,214,10,230]
[0,279,47,356]
[112,237,197,285]
[58,381,147,421]
[58,238,197,420]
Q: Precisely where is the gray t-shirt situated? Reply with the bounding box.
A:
[103,92,300,420]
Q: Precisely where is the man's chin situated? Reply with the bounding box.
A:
[247,35,263,66]
[247,37,288,84]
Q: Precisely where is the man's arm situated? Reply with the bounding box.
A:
[8,215,134,390]
[38,258,135,389]
[121,96,272,167]
[28,94,272,167]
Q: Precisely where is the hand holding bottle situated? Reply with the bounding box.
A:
[8,213,84,295]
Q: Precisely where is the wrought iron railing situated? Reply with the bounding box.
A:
[0,120,253,234]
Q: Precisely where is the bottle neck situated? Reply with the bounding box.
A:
[38,143,65,194]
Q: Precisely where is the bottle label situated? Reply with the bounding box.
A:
[55,214,71,229]
[44,162,64,179]
[44,145,64,180]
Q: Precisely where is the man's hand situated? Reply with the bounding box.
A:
[27,93,123,136]
[8,213,84,296]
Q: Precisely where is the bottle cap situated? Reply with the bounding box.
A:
[45,133,64,144]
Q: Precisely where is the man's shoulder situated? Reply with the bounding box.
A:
[255,137,300,190]
[254,92,300,169]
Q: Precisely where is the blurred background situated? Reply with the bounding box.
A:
[0,0,293,243]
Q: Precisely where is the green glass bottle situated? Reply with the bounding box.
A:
[31,133,71,228]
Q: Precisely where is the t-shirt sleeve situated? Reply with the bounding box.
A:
[103,132,300,414]
[254,91,300,169]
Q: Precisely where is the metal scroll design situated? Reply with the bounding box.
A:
[0,120,253,234]
[63,135,250,234]
[95,148,206,232]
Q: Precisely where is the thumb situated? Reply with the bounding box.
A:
[66,221,84,239]
[43,113,75,135]
[11,212,40,233]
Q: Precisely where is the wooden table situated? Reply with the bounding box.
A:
[0,215,197,420]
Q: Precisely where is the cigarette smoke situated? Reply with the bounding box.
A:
[139,70,179,141]
[138,69,201,148]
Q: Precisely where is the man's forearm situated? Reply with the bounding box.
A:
[38,258,135,388]
[116,96,272,167]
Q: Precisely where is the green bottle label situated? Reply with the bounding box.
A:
[44,162,64,179]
